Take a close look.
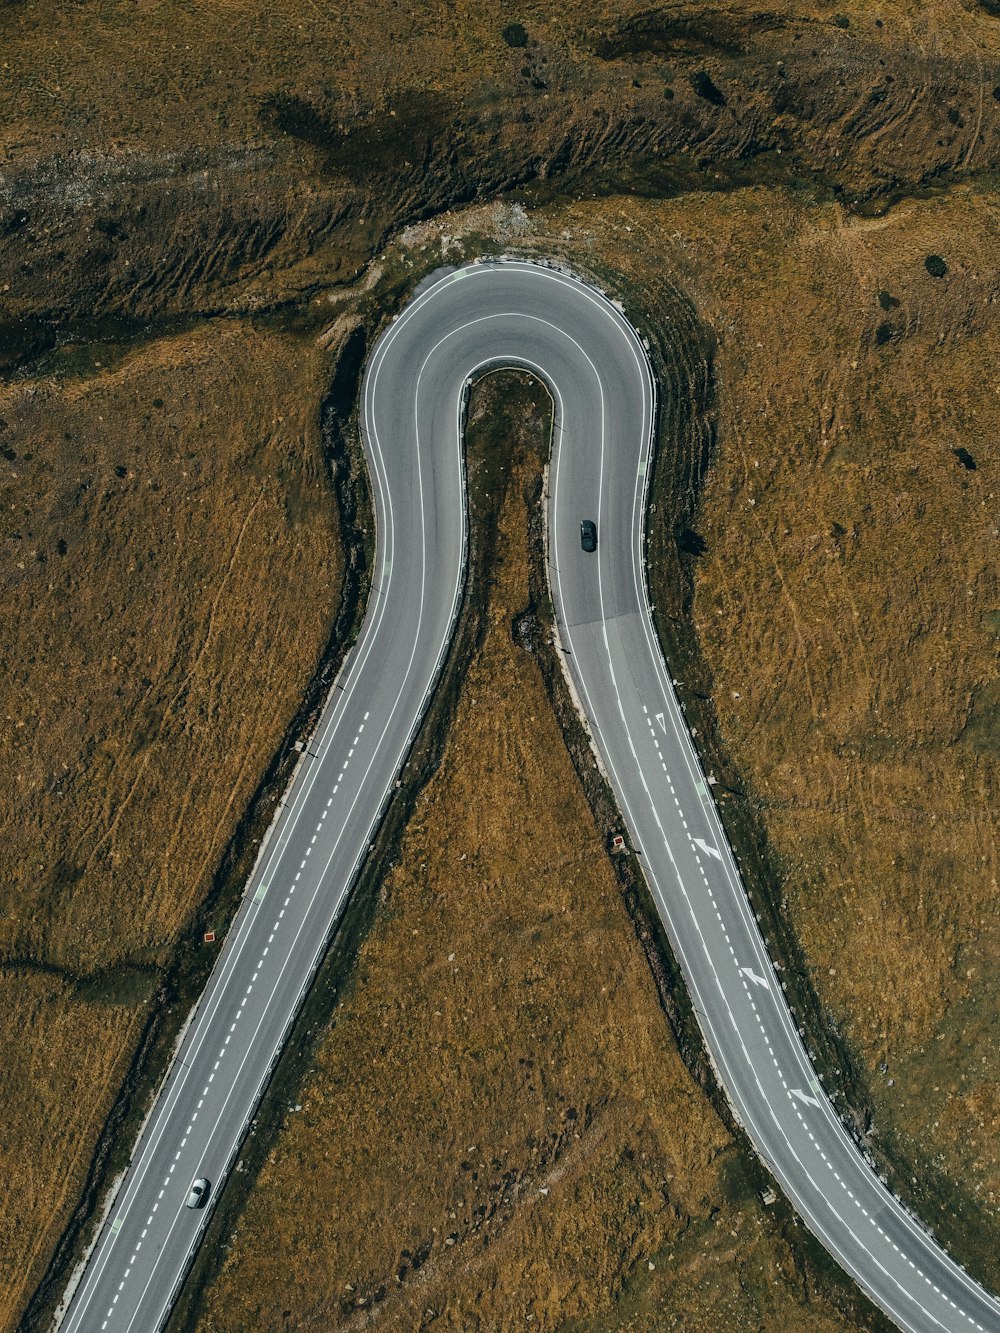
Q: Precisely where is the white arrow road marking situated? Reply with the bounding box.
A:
[740,966,770,990]
[693,837,723,861]
[790,1087,822,1109]
[654,711,666,733]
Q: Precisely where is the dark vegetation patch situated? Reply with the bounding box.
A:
[590,7,784,61]
[0,957,156,1012]
[874,320,897,346]
[73,964,159,1007]
[925,253,948,277]
[502,21,529,48]
[259,89,457,182]
[95,216,128,241]
[2,209,29,235]
[0,318,56,373]
[258,92,329,147]
[48,859,85,901]
[877,289,900,310]
[961,681,1000,755]
[677,525,708,556]
[953,446,977,469]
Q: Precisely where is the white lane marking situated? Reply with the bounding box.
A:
[790,1087,823,1110]
[740,966,771,991]
[692,836,722,861]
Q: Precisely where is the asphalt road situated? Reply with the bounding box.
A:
[59,260,1000,1333]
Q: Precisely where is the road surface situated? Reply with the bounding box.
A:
[59,260,1000,1333]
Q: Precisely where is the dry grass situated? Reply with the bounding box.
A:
[433,184,1000,1258]
[4,0,1000,1317]
[6,173,996,1328]
[8,0,1000,337]
[5,0,1000,162]
[189,375,867,1333]
[677,187,1000,1239]
[0,323,340,1327]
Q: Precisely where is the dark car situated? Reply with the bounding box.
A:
[580,519,597,553]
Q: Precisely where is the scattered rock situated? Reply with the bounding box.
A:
[690,69,727,106]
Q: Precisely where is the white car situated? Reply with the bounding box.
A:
[185,1177,210,1209]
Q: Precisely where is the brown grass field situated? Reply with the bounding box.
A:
[182,181,999,1321]
[184,373,877,1332]
[0,324,341,1327]
[488,182,1000,1277]
[3,0,999,1323]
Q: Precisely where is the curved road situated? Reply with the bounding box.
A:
[59,261,999,1333]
